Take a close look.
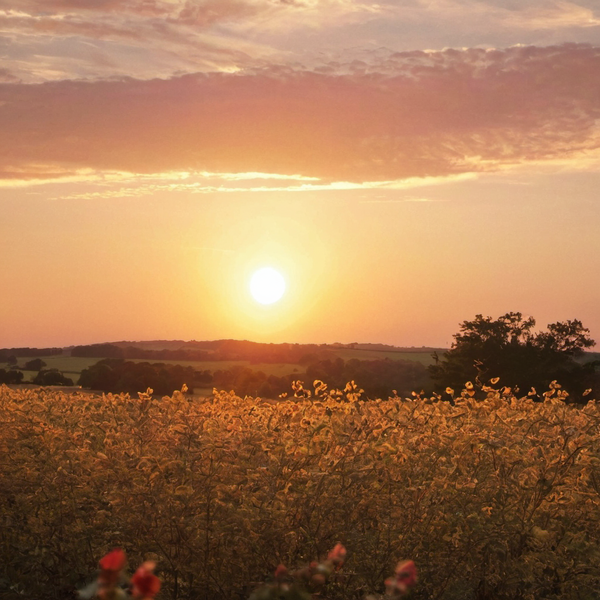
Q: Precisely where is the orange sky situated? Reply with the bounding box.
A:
[1,1,600,348]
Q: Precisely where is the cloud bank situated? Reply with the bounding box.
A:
[1,44,599,185]
[3,1,600,82]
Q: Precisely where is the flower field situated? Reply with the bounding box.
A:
[1,383,599,599]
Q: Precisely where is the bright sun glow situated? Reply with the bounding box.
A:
[249,267,286,305]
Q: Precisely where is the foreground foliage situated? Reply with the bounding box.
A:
[1,383,600,599]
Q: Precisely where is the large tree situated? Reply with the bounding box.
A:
[429,312,598,400]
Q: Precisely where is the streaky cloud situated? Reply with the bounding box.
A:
[1,44,600,186]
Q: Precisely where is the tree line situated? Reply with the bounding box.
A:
[0,347,62,363]
[71,344,212,361]
[4,313,598,401]
[70,340,337,364]
[0,368,73,386]
[77,357,431,399]
[429,312,599,401]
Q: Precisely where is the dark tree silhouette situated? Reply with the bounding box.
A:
[32,369,74,386]
[429,312,598,401]
[24,358,47,371]
[0,369,24,384]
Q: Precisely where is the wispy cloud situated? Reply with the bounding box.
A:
[411,0,600,30]
[43,174,476,199]
[3,1,600,82]
[0,169,321,189]
[359,197,439,203]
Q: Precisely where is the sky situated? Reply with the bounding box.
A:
[2,0,600,348]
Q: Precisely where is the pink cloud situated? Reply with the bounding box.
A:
[1,44,599,184]
[0,0,279,24]
[0,68,20,83]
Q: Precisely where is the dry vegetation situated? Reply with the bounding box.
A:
[1,382,600,600]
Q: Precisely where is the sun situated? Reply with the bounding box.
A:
[249,267,286,305]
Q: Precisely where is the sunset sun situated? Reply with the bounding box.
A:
[249,267,286,305]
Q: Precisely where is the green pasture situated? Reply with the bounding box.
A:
[16,356,99,382]
[14,355,305,384]
[331,347,442,365]
[12,347,444,387]
[122,358,304,377]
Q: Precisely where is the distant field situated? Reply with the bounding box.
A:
[17,356,100,382]
[12,347,443,387]
[331,347,443,365]
[120,359,304,377]
[13,348,441,386]
[15,355,305,384]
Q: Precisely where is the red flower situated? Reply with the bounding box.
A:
[395,560,417,590]
[327,543,347,567]
[274,564,288,580]
[99,548,127,572]
[131,562,161,599]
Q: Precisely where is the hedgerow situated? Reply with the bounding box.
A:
[0,382,599,599]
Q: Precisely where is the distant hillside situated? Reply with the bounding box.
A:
[3,341,598,400]
[69,340,335,363]
[65,339,449,364]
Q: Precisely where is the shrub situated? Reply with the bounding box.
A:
[0,383,599,599]
[24,358,47,371]
[0,368,23,384]
[32,368,74,386]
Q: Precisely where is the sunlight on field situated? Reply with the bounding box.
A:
[1,384,599,599]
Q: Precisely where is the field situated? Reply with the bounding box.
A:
[16,356,305,384]
[1,383,599,600]
[13,347,442,387]
[332,348,440,366]
[16,356,100,381]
